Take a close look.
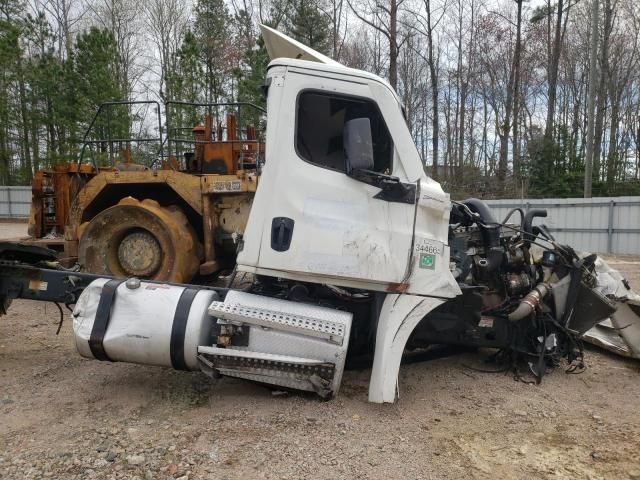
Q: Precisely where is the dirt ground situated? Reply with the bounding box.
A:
[0,221,28,241]
[1,224,640,479]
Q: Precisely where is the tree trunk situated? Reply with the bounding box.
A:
[593,0,612,182]
[457,81,467,185]
[444,79,453,179]
[455,0,464,185]
[544,0,564,140]
[606,99,619,191]
[512,0,523,181]
[498,58,514,186]
[46,98,57,160]
[482,95,488,177]
[0,113,9,184]
[388,0,398,90]
[16,50,32,179]
[425,0,439,180]
[30,95,40,172]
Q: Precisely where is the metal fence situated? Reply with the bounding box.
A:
[484,197,640,255]
[1,186,638,254]
[0,186,30,219]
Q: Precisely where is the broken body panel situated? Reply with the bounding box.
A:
[585,257,640,359]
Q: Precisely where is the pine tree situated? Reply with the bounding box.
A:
[193,0,233,104]
[0,0,23,183]
[284,0,331,56]
[235,36,268,132]
[232,9,268,131]
[165,29,203,159]
[73,27,127,164]
[24,12,71,166]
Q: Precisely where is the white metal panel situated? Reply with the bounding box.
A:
[0,186,31,218]
[483,196,640,255]
[260,24,341,66]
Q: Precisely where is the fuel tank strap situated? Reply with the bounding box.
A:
[89,279,125,361]
[170,288,199,370]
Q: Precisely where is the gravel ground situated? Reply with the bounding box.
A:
[0,221,28,241]
[1,226,640,479]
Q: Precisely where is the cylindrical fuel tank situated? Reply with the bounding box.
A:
[72,278,218,370]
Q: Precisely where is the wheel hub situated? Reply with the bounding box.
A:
[117,230,162,277]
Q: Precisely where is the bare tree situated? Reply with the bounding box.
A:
[144,0,187,101]
[454,0,478,185]
[511,0,524,181]
[605,0,638,189]
[318,0,348,59]
[257,0,290,28]
[348,0,408,90]
[397,28,427,135]
[90,0,145,100]
[543,0,565,139]
[36,0,86,59]
[592,0,613,180]
[583,0,599,197]
[410,0,445,179]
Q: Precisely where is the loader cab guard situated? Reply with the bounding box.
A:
[76,100,266,173]
[77,100,164,170]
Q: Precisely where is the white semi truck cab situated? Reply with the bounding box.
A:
[231,26,462,401]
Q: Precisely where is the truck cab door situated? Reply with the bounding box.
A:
[238,66,417,291]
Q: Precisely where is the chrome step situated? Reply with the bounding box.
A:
[198,346,335,397]
[208,301,346,345]
[202,290,352,397]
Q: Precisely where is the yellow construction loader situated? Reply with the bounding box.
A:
[27,100,264,283]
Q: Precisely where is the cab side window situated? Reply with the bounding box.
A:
[296,91,393,174]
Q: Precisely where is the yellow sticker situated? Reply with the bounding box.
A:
[28,280,48,291]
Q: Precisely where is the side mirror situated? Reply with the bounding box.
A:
[344,118,374,173]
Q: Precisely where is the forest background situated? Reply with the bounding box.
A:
[1,0,639,199]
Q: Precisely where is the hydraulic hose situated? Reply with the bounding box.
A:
[462,198,498,224]
[462,198,503,272]
[502,207,525,225]
[522,209,548,246]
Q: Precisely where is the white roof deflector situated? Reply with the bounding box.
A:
[259,24,341,66]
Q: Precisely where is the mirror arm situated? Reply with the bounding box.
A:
[350,168,399,189]
[349,168,416,205]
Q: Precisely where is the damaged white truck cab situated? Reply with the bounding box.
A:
[240,27,457,297]
[236,26,460,401]
[63,26,464,404]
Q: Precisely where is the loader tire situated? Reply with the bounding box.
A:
[78,197,202,283]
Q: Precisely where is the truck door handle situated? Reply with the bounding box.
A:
[271,217,294,252]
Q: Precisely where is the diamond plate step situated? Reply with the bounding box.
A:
[208,301,346,345]
[197,346,335,397]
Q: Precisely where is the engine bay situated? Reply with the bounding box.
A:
[407,199,618,382]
